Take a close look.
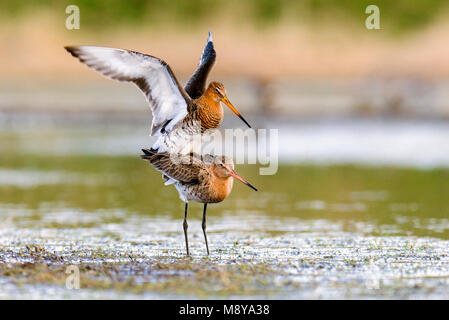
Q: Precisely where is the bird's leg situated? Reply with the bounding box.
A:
[202,203,210,255]
[183,202,189,256]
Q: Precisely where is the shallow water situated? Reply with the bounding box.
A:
[0,115,448,299]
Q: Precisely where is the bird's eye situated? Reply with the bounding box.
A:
[215,88,220,94]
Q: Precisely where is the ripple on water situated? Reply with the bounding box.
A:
[0,209,449,299]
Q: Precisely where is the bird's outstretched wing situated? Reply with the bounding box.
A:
[184,31,216,99]
[140,149,204,184]
[65,46,191,136]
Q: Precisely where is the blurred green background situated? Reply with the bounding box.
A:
[1,0,449,33]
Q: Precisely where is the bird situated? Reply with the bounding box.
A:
[65,32,251,153]
[140,148,257,256]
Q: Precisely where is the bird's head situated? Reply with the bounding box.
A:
[207,82,251,128]
[208,81,226,101]
[212,156,258,191]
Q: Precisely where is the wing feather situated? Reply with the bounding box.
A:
[140,149,204,184]
[184,31,216,99]
[65,46,191,135]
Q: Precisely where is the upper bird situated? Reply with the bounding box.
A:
[65,32,251,153]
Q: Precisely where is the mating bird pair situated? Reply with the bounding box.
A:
[65,32,258,256]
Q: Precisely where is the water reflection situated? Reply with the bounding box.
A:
[0,152,447,239]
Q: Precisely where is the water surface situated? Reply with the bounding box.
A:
[0,115,448,299]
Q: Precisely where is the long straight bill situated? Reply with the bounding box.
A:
[221,96,251,128]
[230,170,258,191]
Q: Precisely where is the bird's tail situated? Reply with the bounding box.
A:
[140,148,156,160]
[140,148,171,162]
[140,149,175,185]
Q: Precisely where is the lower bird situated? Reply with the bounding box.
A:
[141,149,258,256]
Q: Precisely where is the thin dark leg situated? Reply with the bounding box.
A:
[202,203,210,255]
[183,202,189,256]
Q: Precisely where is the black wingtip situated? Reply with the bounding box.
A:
[201,42,215,63]
[200,32,216,65]
[64,46,79,58]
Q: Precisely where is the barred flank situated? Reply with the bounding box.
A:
[199,109,221,131]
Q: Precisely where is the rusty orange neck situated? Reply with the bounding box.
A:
[209,174,233,203]
[195,91,223,130]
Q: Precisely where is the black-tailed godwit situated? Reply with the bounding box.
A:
[141,149,257,256]
[65,32,250,153]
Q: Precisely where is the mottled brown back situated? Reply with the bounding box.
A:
[141,149,204,184]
